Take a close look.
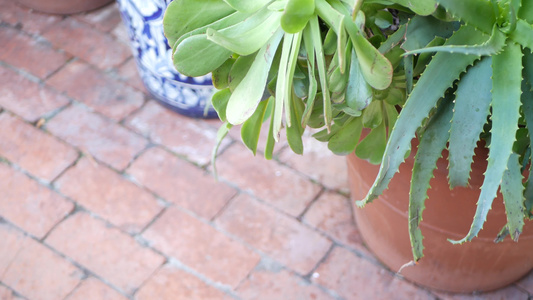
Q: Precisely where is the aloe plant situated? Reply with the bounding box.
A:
[164,0,533,262]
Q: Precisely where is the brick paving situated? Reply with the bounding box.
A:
[1,2,533,300]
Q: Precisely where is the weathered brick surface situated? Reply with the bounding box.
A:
[73,3,122,33]
[0,286,24,300]
[303,192,368,254]
[0,0,61,34]
[313,247,434,300]
[115,58,148,94]
[215,194,332,275]
[42,18,130,70]
[435,287,529,300]
[142,207,260,288]
[125,101,228,166]
[135,265,233,300]
[0,26,70,79]
[46,60,144,121]
[216,144,322,217]
[65,277,128,300]
[237,269,334,300]
[0,113,79,181]
[0,66,70,122]
[0,224,83,300]
[55,157,163,233]
[45,213,165,294]
[0,163,74,238]
[45,104,148,171]
[127,147,236,220]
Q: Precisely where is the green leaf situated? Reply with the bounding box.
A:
[211,121,233,178]
[327,117,363,155]
[264,97,277,160]
[228,54,255,92]
[163,0,235,47]
[212,58,235,89]
[362,100,383,129]
[302,24,318,127]
[436,0,496,34]
[521,80,533,216]
[409,97,454,262]
[448,56,493,188]
[451,42,523,244]
[173,34,232,77]
[287,96,305,154]
[346,50,373,111]
[401,15,457,52]
[356,122,387,164]
[386,0,437,15]
[281,0,315,33]
[241,98,270,155]
[519,0,533,24]
[226,29,284,125]
[359,25,489,207]
[206,9,283,56]
[510,19,533,50]
[501,153,526,241]
[222,0,271,13]
[211,88,232,122]
[403,25,507,56]
[273,33,294,141]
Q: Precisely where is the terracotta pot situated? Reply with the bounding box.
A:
[15,0,113,14]
[348,142,533,293]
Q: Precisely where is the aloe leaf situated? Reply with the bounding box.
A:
[501,153,526,241]
[310,17,333,131]
[386,0,437,15]
[403,25,507,56]
[526,49,533,86]
[521,80,533,216]
[206,11,282,56]
[404,55,413,95]
[448,56,493,188]
[241,98,270,155]
[401,15,457,52]
[211,88,232,122]
[222,0,271,13]
[436,0,496,34]
[346,16,393,90]
[451,42,523,244]
[409,97,454,261]
[346,50,373,111]
[519,0,533,23]
[164,0,235,47]
[412,37,446,76]
[510,19,533,50]
[281,0,315,33]
[327,117,363,155]
[356,121,387,164]
[212,121,233,178]
[173,34,233,76]
[226,29,284,125]
[359,25,489,207]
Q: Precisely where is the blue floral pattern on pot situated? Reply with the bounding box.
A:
[116,0,218,118]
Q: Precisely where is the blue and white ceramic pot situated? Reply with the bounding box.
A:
[116,0,218,118]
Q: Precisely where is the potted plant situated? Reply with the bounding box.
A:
[163,0,533,293]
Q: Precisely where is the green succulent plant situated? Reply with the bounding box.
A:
[163,0,533,262]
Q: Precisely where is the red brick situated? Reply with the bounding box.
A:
[0,26,70,79]
[125,101,229,166]
[303,192,368,254]
[127,147,236,220]
[45,212,165,294]
[0,0,61,34]
[46,60,144,121]
[0,163,74,238]
[136,265,232,300]
[42,18,131,70]
[111,21,130,46]
[278,132,349,191]
[215,194,332,275]
[142,207,260,288]
[66,277,127,300]
[216,144,321,217]
[312,247,433,300]
[116,58,148,94]
[0,113,78,181]
[434,287,528,300]
[0,66,70,122]
[0,224,83,300]
[237,269,334,300]
[74,3,122,33]
[0,286,23,300]
[45,105,148,170]
[55,157,163,233]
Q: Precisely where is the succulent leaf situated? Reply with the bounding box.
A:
[241,98,271,155]
[222,0,271,13]
[451,42,523,244]
[327,117,363,155]
[436,0,496,34]
[358,25,489,207]
[409,96,454,262]
[386,0,437,15]
[448,57,493,188]
[173,34,233,77]
[509,19,533,49]
[501,153,526,241]
[521,80,533,216]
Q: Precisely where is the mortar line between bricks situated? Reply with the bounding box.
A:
[209,192,240,222]
[0,281,29,300]
[117,94,150,125]
[48,152,83,184]
[137,206,169,236]
[297,187,325,221]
